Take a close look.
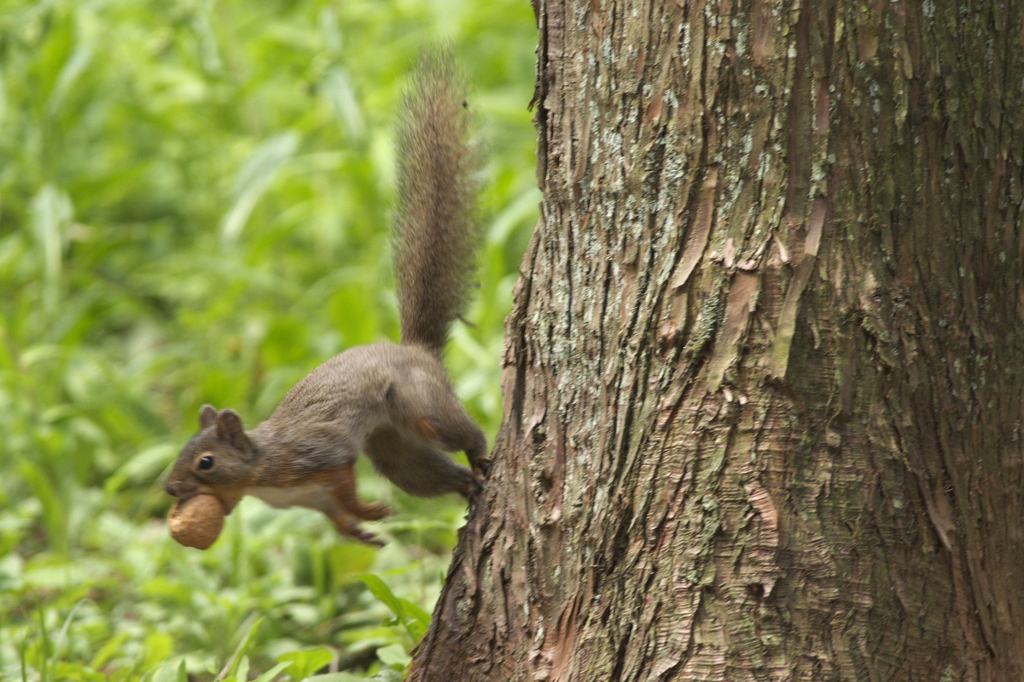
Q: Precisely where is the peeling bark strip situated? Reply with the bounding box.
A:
[410,2,1024,680]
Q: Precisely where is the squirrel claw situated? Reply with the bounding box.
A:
[348,527,386,547]
[355,502,391,521]
[331,517,385,546]
[468,461,490,500]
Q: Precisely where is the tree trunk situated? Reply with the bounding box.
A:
[410,1,1024,680]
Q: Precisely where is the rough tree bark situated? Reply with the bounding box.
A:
[409,1,1024,680]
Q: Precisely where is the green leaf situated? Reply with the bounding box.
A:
[29,184,73,311]
[321,67,365,142]
[51,599,89,675]
[278,648,334,680]
[235,657,250,682]
[45,7,96,118]
[305,673,402,682]
[220,131,300,245]
[357,575,432,643]
[356,575,404,621]
[397,598,431,630]
[325,543,376,587]
[374,643,410,671]
[219,617,265,680]
[251,661,292,682]
[18,458,66,553]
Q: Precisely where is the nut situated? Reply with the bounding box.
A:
[168,494,225,550]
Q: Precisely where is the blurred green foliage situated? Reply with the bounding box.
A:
[0,0,538,678]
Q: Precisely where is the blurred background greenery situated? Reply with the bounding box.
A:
[0,0,537,679]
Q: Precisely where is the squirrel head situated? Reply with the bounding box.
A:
[163,405,257,512]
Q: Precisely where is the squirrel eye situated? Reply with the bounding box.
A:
[197,455,215,471]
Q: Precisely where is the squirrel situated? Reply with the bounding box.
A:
[163,51,489,546]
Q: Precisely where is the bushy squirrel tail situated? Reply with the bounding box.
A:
[393,49,481,356]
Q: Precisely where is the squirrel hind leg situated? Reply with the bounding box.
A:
[415,414,490,483]
[365,427,473,498]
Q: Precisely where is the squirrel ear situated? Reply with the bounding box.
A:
[216,408,249,448]
[199,405,218,429]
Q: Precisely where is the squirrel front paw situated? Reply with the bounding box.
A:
[330,515,386,547]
